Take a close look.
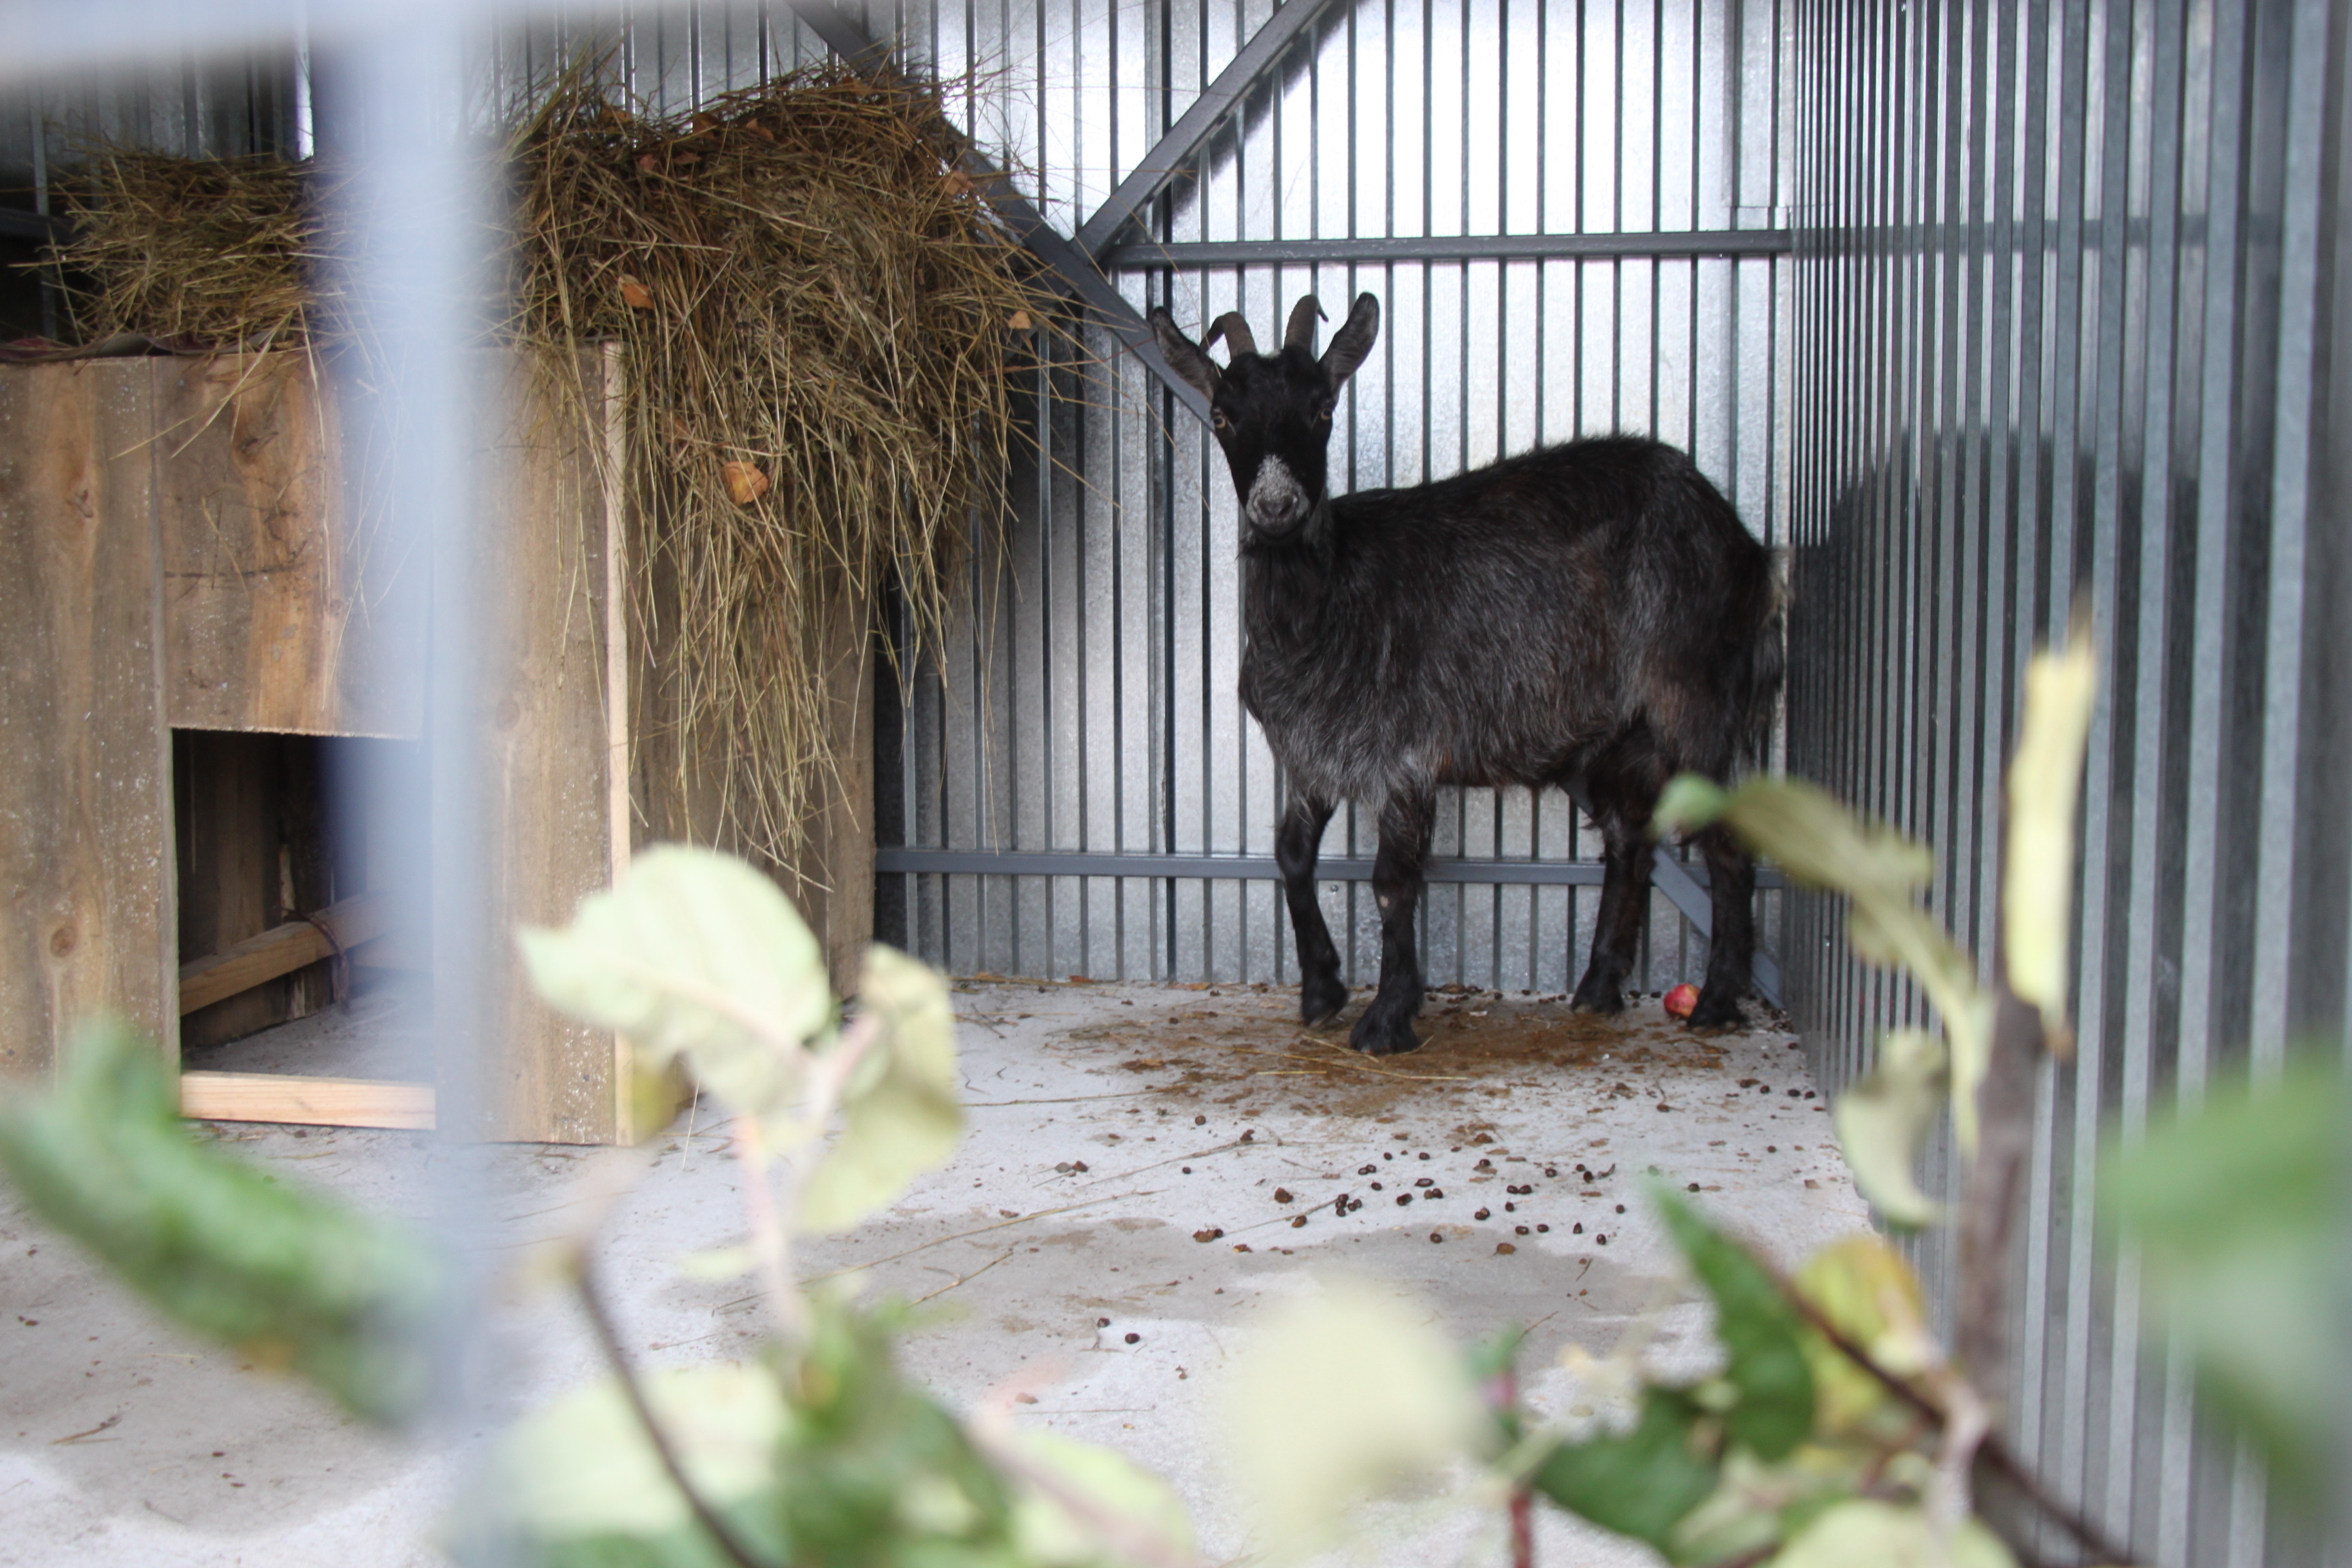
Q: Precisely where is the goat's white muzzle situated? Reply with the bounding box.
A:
[1245,455,1310,532]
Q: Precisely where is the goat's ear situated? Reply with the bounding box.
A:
[1321,292,1380,389]
[1148,306,1221,404]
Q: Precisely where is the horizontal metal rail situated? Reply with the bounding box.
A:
[879,849,1787,1004]
[1105,228,1795,270]
[876,847,1789,890]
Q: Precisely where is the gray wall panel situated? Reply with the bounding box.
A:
[1787,0,2349,1560]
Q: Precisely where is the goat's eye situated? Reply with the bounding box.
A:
[1211,410,1229,431]
[1317,406,1333,425]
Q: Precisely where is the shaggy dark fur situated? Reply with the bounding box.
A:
[1149,292,1782,1055]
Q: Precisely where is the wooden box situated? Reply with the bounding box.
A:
[0,350,873,1143]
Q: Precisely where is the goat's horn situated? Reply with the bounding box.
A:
[1284,295,1327,352]
[1203,311,1258,359]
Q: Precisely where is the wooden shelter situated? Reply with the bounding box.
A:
[0,349,872,1143]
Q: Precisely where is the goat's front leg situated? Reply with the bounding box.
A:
[1351,789,1435,1056]
[1571,814,1654,1014]
[1686,825,1754,1029]
[1275,792,1348,1025]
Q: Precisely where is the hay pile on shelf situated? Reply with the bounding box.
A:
[48,149,329,350]
[40,61,1056,879]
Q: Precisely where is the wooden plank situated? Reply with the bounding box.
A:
[474,350,626,1143]
[598,343,644,1144]
[0,360,174,1080]
[177,892,389,1015]
[178,1070,434,1130]
[154,353,423,738]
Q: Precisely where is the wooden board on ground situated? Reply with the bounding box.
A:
[0,360,174,1079]
[178,1070,434,1130]
[177,892,388,1015]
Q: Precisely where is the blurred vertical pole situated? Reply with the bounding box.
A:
[314,10,502,1427]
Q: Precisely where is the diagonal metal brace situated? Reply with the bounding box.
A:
[1074,0,1352,259]
[789,3,1210,425]
[1567,784,1785,1007]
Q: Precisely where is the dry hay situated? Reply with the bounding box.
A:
[45,148,329,350]
[37,57,1059,877]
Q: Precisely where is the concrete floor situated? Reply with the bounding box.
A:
[1,979,1869,1567]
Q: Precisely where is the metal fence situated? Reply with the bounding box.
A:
[1785,1,2352,1563]
[866,0,1800,994]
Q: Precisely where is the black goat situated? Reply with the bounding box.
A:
[1148,292,1782,1055]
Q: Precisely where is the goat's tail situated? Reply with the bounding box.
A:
[1735,546,1788,770]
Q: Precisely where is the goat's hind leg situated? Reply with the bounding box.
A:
[1684,825,1754,1030]
[1350,789,1435,1056]
[1570,813,1654,1014]
[1276,792,1348,1025]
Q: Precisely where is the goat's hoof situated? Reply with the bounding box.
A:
[1348,1013,1422,1057]
[1299,975,1350,1027]
[1569,984,1625,1015]
[1684,990,1746,1031]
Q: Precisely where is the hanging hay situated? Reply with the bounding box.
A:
[508,59,1058,873]
[36,59,1060,879]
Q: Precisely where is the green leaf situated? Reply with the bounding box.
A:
[1771,1499,2014,1568]
[0,1021,444,1426]
[797,946,964,1234]
[1788,1236,1938,1441]
[1528,1389,1719,1553]
[518,846,834,1126]
[1001,1428,1197,1568]
[1708,777,1933,902]
[1217,1277,1489,1558]
[1830,1030,1948,1229]
[2100,1062,2346,1500]
[1703,777,1993,1154]
[485,1362,789,1539]
[453,1300,1026,1568]
[1654,1188,1814,1461]
[2002,629,2096,1056]
[1651,773,1731,838]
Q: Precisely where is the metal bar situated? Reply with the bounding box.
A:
[1107,227,1795,270]
[1075,0,1350,257]
[1645,847,1784,1005]
[789,2,1210,426]
[0,209,65,243]
[878,847,1788,892]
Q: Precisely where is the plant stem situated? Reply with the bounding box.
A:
[734,1117,801,1337]
[575,1257,777,1568]
[1509,1484,1535,1568]
[1776,1279,2132,1566]
[1957,988,2044,1405]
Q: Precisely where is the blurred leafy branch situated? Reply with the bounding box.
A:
[0,623,2339,1568]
